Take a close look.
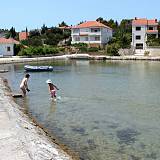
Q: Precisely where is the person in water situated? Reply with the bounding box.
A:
[20,73,30,96]
[46,79,59,98]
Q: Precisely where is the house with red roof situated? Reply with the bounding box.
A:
[71,21,112,47]
[0,38,19,56]
[131,18,158,55]
[19,32,29,41]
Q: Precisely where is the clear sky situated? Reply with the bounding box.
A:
[0,0,160,31]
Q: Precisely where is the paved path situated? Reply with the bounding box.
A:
[0,78,73,160]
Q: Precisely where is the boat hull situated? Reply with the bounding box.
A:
[24,65,53,72]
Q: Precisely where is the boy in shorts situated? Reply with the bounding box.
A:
[20,73,30,96]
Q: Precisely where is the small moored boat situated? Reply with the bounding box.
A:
[24,65,53,72]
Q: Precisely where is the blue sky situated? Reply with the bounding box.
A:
[0,0,160,31]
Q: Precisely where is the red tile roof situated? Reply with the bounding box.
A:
[72,21,112,29]
[59,26,71,29]
[0,38,19,44]
[132,18,158,26]
[19,32,29,41]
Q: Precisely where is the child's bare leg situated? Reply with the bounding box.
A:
[21,87,26,97]
[53,91,56,98]
[51,90,56,98]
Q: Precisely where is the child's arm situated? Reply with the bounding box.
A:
[48,86,51,92]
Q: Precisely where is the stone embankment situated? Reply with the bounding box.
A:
[68,54,160,61]
[1,54,160,65]
[0,78,73,160]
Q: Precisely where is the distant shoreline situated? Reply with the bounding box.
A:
[1,54,160,65]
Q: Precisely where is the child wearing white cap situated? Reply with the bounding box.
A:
[46,79,59,99]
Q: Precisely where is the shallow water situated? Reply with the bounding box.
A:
[1,60,160,160]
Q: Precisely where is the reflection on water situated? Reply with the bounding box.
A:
[1,60,160,160]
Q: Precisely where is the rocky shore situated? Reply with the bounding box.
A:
[0,78,74,160]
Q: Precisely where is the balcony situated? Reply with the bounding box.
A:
[146,30,158,34]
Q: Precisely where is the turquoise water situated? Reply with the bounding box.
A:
[1,60,160,160]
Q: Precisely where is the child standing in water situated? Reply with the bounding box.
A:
[20,73,30,96]
[46,79,59,99]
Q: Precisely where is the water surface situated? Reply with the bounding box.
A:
[1,60,160,160]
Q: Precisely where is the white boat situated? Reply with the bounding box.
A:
[24,65,53,72]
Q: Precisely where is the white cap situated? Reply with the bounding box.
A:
[46,79,52,84]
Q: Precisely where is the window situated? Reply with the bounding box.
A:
[85,37,88,41]
[149,27,153,30]
[91,28,100,32]
[136,43,143,49]
[73,29,79,33]
[7,46,11,52]
[75,36,80,41]
[136,35,141,40]
[95,36,100,41]
[81,28,89,32]
[136,27,141,31]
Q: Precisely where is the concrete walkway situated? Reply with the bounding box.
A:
[0,78,73,160]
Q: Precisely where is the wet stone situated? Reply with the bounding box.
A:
[93,120,100,124]
[146,152,157,159]
[116,128,140,145]
[71,127,86,135]
[87,139,97,150]
[130,155,141,160]
[92,126,99,130]
[107,123,119,129]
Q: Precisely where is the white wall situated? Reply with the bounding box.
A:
[132,26,147,49]
[146,48,160,56]
[101,28,112,44]
[0,44,14,56]
[71,27,112,45]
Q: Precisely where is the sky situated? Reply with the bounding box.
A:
[0,0,160,31]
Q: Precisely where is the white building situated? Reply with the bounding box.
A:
[131,18,158,55]
[0,38,19,56]
[71,21,112,47]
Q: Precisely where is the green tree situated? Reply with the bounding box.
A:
[105,43,120,56]
[59,21,68,27]
[5,27,17,39]
[29,29,41,37]
[41,24,48,34]
[10,27,16,38]
[28,36,43,46]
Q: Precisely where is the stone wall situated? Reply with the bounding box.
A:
[146,48,160,56]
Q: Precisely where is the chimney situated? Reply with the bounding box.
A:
[135,17,137,20]
[155,19,157,22]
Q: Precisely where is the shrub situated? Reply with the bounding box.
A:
[14,44,22,56]
[79,46,88,52]
[88,47,99,52]
[72,43,88,48]
[144,51,150,56]
[18,46,60,56]
[58,47,65,52]
[105,43,120,56]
